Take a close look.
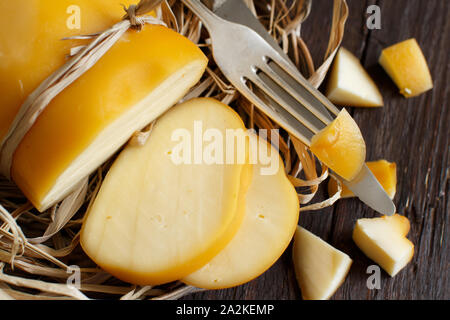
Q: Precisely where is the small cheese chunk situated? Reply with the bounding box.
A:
[326,47,383,107]
[292,226,352,300]
[310,108,366,181]
[353,214,414,277]
[379,38,433,98]
[183,134,299,289]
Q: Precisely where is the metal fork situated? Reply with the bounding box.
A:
[181,0,396,215]
[184,0,337,143]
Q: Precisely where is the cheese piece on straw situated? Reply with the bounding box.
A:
[81,98,250,285]
[0,1,208,211]
[182,134,299,289]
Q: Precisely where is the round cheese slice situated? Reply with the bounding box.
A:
[80,98,251,285]
[182,134,299,289]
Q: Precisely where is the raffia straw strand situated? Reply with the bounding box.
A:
[0,228,68,270]
[308,0,348,88]
[0,263,87,300]
[28,178,88,244]
[301,176,342,211]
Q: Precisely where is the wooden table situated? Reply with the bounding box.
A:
[185,0,449,300]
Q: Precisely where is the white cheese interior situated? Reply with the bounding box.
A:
[326,48,383,107]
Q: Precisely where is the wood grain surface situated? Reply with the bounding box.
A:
[184,0,449,300]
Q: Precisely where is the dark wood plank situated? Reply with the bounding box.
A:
[331,0,450,300]
[185,0,449,300]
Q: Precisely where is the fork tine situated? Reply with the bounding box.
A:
[268,56,341,117]
[258,62,333,125]
[249,74,322,134]
[233,79,314,145]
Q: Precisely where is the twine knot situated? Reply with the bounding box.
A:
[123,4,144,30]
[123,0,163,30]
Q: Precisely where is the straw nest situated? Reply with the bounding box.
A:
[0,0,348,300]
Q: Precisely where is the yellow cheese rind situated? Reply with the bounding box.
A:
[379,38,433,98]
[310,108,366,181]
[292,226,352,300]
[326,47,383,107]
[182,134,299,289]
[353,214,414,277]
[80,98,249,285]
[1,0,208,211]
[328,160,397,199]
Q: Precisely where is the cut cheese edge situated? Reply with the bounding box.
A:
[182,134,299,289]
[292,226,352,300]
[353,214,414,277]
[80,98,250,285]
[326,47,383,107]
[8,25,207,211]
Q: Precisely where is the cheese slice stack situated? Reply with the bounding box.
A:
[183,134,299,289]
[81,98,250,285]
[0,0,207,211]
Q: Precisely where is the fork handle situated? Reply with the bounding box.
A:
[181,0,221,32]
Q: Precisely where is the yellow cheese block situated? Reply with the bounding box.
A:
[310,108,366,181]
[0,0,137,141]
[292,226,352,300]
[0,1,208,211]
[353,214,414,277]
[182,134,299,289]
[328,160,397,199]
[326,47,383,107]
[80,98,250,285]
[379,38,433,98]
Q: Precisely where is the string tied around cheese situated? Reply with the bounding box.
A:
[0,0,165,181]
[125,4,142,28]
[123,0,165,30]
